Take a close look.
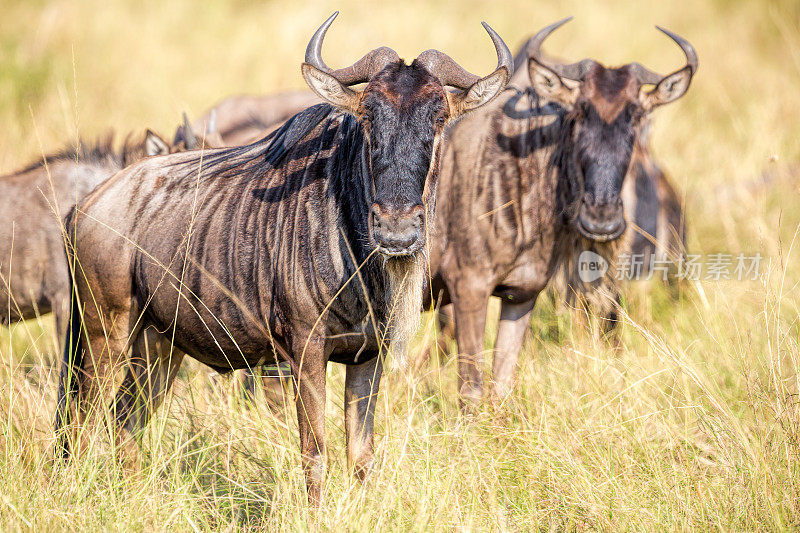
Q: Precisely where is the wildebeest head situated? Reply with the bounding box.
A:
[525,18,697,242]
[144,113,223,157]
[302,12,512,256]
[172,111,224,152]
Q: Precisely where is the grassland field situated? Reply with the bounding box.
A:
[1,0,800,530]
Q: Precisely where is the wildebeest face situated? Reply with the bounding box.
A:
[569,65,643,241]
[526,17,696,241]
[359,62,447,255]
[301,13,512,256]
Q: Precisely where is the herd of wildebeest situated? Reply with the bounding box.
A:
[1,13,695,502]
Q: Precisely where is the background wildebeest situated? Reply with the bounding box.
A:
[419,35,689,374]
[0,122,211,345]
[511,35,688,288]
[423,17,697,406]
[192,91,322,146]
[55,12,513,503]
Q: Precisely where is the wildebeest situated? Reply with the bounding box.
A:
[424,18,697,405]
[0,122,210,344]
[192,91,322,146]
[551,126,688,331]
[55,12,513,502]
[510,35,688,297]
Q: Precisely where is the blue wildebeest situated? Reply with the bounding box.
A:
[509,35,688,322]
[424,18,697,406]
[55,12,513,502]
[0,122,212,344]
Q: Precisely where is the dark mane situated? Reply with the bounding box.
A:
[178,103,338,181]
[175,100,374,264]
[8,132,148,177]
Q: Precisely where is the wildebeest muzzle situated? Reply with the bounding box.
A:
[369,203,425,256]
[576,193,626,242]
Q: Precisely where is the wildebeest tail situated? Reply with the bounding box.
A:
[54,207,84,458]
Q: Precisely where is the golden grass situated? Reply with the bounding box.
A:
[2,0,800,529]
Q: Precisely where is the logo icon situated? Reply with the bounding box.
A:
[578,250,608,283]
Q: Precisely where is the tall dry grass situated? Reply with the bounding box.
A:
[1,0,800,529]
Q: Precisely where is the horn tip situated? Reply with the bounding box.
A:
[655,25,682,42]
[481,21,498,35]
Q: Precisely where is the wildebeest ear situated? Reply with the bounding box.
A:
[528,58,579,107]
[144,130,170,156]
[640,65,693,111]
[301,63,360,113]
[452,67,510,115]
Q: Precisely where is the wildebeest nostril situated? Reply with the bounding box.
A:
[370,203,425,254]
[370,204,383,231]
[408,205,424,229]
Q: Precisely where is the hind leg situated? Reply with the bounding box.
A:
[113,326,184,466]
[51,292,69,353]
[432,306,455,361]
[260,365,293,412]
[232,369,256,401]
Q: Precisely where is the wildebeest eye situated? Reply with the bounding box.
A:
[436,116,445,127]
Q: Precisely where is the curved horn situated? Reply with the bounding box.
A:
[416,22,513,90]
[181,112,198,149]
[304,11,339,73]
[628,27,698,85]
[305,11,400,86]
[656,25,698,75]
[526,17,595,81]
[656,26,697,74]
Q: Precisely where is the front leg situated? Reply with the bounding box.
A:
[344,354,382,480]
[451,283,491,408]
[491,297,537,400]
[293,336,328,504]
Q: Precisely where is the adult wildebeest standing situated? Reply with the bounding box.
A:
[0,123,209,344]
[55,12,513,502]
[425,18,697,405]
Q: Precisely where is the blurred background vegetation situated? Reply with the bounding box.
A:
[1,0,800,529]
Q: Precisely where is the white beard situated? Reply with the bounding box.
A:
[383,254,425,371]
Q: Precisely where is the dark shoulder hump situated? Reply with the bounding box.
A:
[175,103,338,180]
